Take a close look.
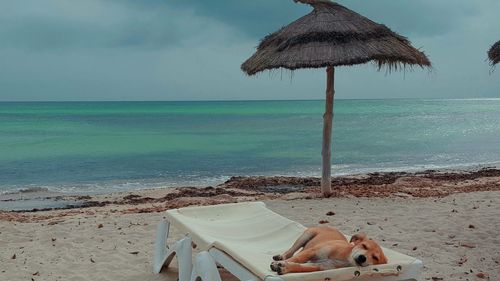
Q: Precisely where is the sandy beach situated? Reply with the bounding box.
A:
[1,169,499,281]
[2,0,499,280]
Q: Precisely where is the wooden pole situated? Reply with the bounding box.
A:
[321,66,335,197]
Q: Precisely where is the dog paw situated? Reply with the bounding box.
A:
[277,264,288,275]
[277,266,284,275]
[272,254,283,261]
[270,261,281,272]
[271,261,288,274]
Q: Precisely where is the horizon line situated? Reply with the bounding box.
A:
[1,97,500,103]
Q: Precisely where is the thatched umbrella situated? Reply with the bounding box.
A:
[489,41,500,66]
[242,0,431,197]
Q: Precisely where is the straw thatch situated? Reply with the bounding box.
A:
[488,41,500,66]
[241,0,431,75]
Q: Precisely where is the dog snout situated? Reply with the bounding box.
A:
[355,255,366,266]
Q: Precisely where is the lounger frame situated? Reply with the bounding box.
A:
[154,218,422,281]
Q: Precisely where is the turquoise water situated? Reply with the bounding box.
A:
[1,99,500,193]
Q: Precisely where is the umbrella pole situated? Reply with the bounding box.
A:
[321,66,335,197]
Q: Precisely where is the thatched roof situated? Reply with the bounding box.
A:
[488,41,500,65]
[242,0,431,75]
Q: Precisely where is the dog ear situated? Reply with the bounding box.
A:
[379,252,388,264]
[350,233,367,245]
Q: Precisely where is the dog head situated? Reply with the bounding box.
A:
[349,233,388,267]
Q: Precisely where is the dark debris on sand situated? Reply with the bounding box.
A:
[1,168,499,221]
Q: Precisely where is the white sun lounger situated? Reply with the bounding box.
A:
[153,202,422,281]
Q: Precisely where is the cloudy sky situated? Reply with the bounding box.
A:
[0,0,499,101]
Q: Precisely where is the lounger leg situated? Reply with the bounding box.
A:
[176,237,194,281]
[190,251,222,281]
[153,219,193,281]
[153,220,170,273]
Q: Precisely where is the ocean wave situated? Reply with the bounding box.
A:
[1,186,50,196]
[18,187,49,193]
[1,161,499,195]
[0,175,232,195]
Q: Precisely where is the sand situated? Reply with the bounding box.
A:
[1,191,498,281]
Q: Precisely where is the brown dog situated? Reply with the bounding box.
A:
[270,226,387,274]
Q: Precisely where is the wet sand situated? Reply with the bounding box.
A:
[2,167,500,217]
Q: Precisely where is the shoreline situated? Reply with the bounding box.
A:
[2,161,499,196]
[1,167,499,217]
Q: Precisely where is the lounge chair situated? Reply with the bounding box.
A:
[153,202,422,281]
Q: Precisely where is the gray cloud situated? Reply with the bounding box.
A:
[167,0,494,39]
[338,0,484,37]
[0,0,498,101]
[2,0,496,50]
[166,0,308,38]
[0,0,241,51]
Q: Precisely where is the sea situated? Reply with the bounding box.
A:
[1,99,500,195]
